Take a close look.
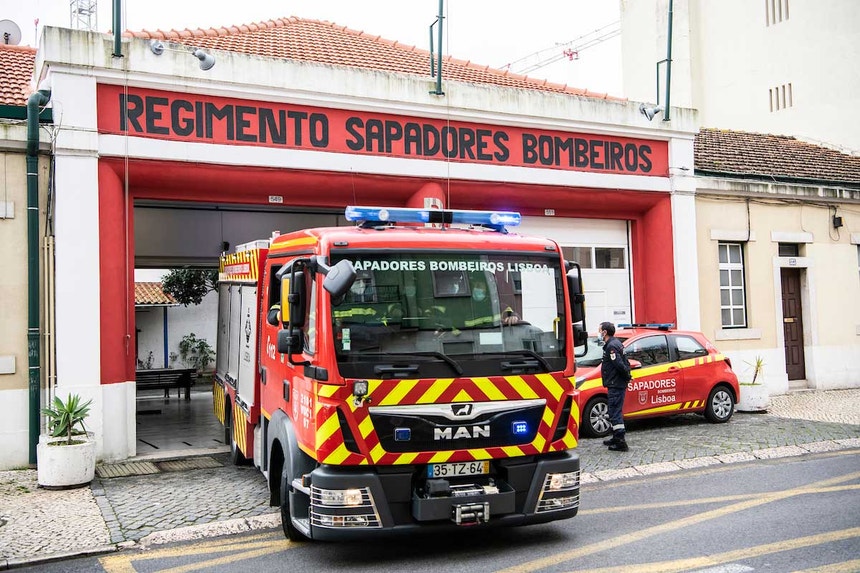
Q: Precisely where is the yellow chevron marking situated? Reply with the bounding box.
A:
[398,452,418,465]
[323,443,351,465]
[579,379,604,392]
[507,376,540,399]
[536,373,564,401]
[470,449,491,460]
[317,385,339,398]
[452,389,474,402]
[571,401,581,424]
[532,433,546,451]
[562,433,577,449]
[502,445,525,457]
[261,407,271,421]
[473,377,507,401]
[316,411,340,446]
[416,379,453,404]
[378,380,415,405]
[358,416,374,439]
[542,407,555,427]
[370,443,386,464]
[429,451,453,463]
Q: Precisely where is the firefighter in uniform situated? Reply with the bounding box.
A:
[599,321,631,451]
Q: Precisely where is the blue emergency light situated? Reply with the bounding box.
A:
[344,205,521,230]
[511,420,529,436]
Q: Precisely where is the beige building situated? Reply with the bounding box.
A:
[621,1,860,392]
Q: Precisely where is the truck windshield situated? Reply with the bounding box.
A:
[330,251,567,378]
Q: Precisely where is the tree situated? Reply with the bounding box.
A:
[162,268,218,306]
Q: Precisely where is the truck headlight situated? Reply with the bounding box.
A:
[547,471,579,491]
[318,488,364,506]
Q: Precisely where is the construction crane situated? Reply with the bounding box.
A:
[502,20,620,75]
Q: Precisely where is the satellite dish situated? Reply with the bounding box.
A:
[0,20,22,46]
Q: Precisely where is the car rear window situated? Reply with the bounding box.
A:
[675,335,708,361]
[625,335,669,366]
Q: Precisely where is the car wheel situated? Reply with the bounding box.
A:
[704,385,735,423]
[582,396,612,438]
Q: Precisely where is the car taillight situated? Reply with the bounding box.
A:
[725,357,733,369]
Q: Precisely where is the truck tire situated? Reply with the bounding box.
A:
[280,464,309,541]
[226,406,249,466]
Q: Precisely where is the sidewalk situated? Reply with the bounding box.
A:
[2,388,859,569]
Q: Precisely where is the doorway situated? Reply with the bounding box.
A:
[780,268,806,381]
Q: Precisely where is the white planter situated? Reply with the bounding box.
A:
[737,384,770,412]
[37,436,96,489]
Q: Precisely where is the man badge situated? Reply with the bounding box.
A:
[610,351,617,360]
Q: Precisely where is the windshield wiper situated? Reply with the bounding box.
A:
[360,352,464,376]
[485,350,553,372]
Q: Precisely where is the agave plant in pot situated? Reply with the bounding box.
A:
[736,355,770,412]
[37,393,97,488]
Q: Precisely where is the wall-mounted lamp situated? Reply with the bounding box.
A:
[639,103,665,122]
[149,39,215,71]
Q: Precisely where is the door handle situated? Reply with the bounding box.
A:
[783,317,796,323]
[668,366,680,373]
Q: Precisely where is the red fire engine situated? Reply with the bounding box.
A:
[213,205,588,540]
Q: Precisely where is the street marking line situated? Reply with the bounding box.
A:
[579,483,860,515]
[792,558,860,573]
[494,471,860,573]
[158,540,291,573]
[564,527,860,573]
[99,533,289,573]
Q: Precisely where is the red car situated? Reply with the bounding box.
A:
[574,324,740,438]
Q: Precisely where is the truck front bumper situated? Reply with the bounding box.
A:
[303,451,579,540]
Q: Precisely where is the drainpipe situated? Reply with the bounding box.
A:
[112,0,123,58]
[663,0,673,121]
[27,88,51,464]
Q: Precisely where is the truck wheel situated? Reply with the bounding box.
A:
[704,385,735,423]
[582,396,612,438]
[227,409,249,465]
[280,467,309,542]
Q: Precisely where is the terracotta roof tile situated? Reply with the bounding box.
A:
[127,16,621,101]
[135,282,179,306]
[0,45,36,106]
[695,128,860,186]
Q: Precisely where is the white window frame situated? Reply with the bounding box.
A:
[719,243,747,328]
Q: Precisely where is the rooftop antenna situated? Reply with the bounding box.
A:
[0,20,22,45]
[70,0,98,33]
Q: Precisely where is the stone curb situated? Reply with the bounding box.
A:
[0,544,119,571]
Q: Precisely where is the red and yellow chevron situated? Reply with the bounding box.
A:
[309,374,578,466]
[213,380,226,425]
[233,401,251,458]
[220,248,263,282]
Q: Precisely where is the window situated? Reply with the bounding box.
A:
[778,243,799,257]
[562,246,593,269]
[719,243,747,327]
[674,335,708,361]
[626,335,669,367]
[766,0,789,25]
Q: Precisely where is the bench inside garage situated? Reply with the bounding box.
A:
[135,368,197,400]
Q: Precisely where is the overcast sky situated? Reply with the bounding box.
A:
[4,0,623,96]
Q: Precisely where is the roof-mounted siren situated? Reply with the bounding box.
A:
[0,20,22,46]
[344,206,521,232]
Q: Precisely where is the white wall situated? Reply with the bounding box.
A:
[622,0,860,152]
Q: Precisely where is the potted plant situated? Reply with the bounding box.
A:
[736,355,770,412]
[37,393,97,489]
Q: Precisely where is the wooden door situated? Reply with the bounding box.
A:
[780,268,806,380]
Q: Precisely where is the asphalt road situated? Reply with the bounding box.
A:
[21,449,860,573]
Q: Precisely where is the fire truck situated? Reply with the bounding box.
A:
[213,205,588,540]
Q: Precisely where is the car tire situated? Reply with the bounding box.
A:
[582,396,612,438]
[704,385,735,423]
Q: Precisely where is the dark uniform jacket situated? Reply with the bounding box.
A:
[601,336,631,389]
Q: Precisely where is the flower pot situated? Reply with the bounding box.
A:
[37,436,96,489]
[737,383,770,412]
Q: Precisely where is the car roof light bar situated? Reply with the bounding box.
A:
[344,205,521,231]
[617,323,675,330]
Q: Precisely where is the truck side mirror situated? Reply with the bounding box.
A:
[566,263,586,326]
[322,259,356,305]
[280,270,306,328]
[277,327,303,355]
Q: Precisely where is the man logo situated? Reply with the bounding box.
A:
[451,403,473,417]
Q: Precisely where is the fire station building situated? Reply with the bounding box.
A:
[0,17,857,469]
